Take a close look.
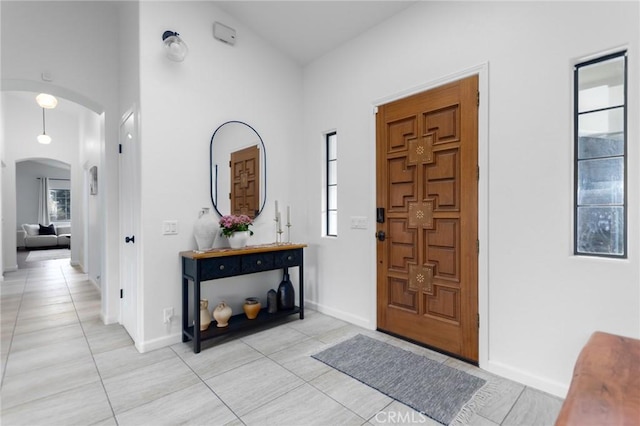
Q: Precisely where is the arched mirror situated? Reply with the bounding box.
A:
[210,121,266,218]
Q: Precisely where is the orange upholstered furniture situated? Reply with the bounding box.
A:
[555,331,640,426]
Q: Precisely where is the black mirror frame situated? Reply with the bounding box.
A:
[209,120,267,219]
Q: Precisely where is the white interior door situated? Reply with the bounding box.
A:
[119,110,138,341]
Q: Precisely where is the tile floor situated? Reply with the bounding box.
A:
[1,255,564,425]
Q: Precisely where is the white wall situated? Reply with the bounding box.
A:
[80,108,102,285]
[301,1,639,397]
[1,1,121,322]
[136,2,303,350]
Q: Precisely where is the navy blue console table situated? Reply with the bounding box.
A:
[181,243,306,353]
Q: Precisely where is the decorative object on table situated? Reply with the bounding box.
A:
[267,289,278,314]
[243,297,261,319]
[193,207,217,250]
[199,299,212,331]
[286,205,292,243]
[277,268,295,310]
[274,200,283,244]
[227,230,251,249]
[212,301,232,327]
[219,214,253,249]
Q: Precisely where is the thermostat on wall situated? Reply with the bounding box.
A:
[213,22,236,45]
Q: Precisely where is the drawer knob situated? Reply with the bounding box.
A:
[287,255,293,261]
[219,265,225,270]
[256,260,262,265]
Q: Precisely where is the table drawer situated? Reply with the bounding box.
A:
[242,253,274,273]
[201,256,241,279]
[275,249,301,268]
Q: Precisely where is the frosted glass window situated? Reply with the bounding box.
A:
[574,51,627,258]
[326,132,338,237]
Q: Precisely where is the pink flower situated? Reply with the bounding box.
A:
[219,214,254,237]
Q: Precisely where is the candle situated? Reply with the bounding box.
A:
[277,212,282,232]
[275,200,279,220]
[287,206,291,225]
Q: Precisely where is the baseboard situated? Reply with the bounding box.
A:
[484,359,569,398]
[100,311,119,325]
[88,277,100,291]
[135,332,182,353]
[3,265,18,273]
[304,300,373,330]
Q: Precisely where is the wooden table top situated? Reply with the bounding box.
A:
[180,243,307,260]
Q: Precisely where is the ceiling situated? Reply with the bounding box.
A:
[214,1,417,65]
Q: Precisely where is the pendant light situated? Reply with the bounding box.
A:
[37,108,52,145]
[35,93,56,144]
[36,93,58,109]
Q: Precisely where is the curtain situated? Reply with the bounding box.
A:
[37,177,50,225]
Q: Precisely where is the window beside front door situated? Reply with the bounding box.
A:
[574,50,627,258]
[326,131,338,237]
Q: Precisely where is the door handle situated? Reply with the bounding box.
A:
[125,235,135,244]
[375,231,386,242]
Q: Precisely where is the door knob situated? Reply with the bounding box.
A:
[375,231,386,242]
[125,235,135,244]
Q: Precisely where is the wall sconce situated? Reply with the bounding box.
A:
[162,30,188,62]
[37,108,51,145]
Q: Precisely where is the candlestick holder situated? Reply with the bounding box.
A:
[274,216,282,244]
[286,223,292,243]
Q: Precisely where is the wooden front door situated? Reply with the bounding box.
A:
[376,76,479,362]
[230,145,260,217]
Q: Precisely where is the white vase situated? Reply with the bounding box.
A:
[193,208,217,250]
[212,301,232,327]
[227,231,250,249]
[199,299,211,331]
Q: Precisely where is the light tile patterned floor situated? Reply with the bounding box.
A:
[1,256,564,425]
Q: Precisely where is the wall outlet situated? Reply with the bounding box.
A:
[163,307,174,324]
[162,220,178,235]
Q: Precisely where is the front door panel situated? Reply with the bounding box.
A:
[376,76,479,361]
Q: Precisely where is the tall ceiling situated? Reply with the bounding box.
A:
[215,1,417,65]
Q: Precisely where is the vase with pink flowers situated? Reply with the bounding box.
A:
[219,214,254,249]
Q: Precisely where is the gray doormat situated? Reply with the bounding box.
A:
[312,334,489,425]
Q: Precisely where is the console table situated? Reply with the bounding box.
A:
[180,243,306,353]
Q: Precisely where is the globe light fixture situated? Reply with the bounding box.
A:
[36,93,58,109]
[162,30,188,62]
[37,108,52,144]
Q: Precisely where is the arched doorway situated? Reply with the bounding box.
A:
[1,91,102,286]
[15,159,71,267]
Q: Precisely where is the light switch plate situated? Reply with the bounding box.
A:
[350,216,368,230]
[163,220,178,235]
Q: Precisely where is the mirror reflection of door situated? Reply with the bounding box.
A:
[230,145,260,217]
[210,121,267,218]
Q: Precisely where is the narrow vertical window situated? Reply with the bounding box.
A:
[574,51,627,257]
[326,132,338,236]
